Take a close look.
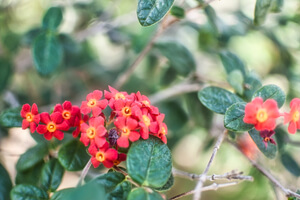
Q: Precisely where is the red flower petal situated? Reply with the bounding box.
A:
[92,107,102,117]
[22,119,30,130]
[80,133,90,146]
[102,160,114,168]
[36,124,47,134]
[53,104,63,113]
[288,121,297,134]
[63,101,72,110]
[80,101,91,114]
[129,131,140,142]
[51,112,63,124]
[263,99,280,118]
[34,114,40,124]
[114,117,126,129]
[117,136,129,148]
[91,157,100,168]
[105,148,118,161]
[53,130,64,140]
[96,126,107,137]
[31,103,39,115]
[56,121,70,131]
[29,122,37,133]
[44,131,53,140]
[126,118,138,130]
[20,104,31,117]
[95,136,107,148]
[97,99,108,110]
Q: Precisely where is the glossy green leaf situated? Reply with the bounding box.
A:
[224,102,254,132]
[32,32,63,76]
[219,51,247,77]
[16,144,49,171]
[227,70,244,95]
[0,163,12,200]
[170,6,185,19]
[10,184,48,200]
[42,7,63,31]
[198,86,243,114]
[40,159,65,192]
[107,181,131,200]
[280,152,300,177]
[16,161,44,186]
[254,0,272,25]
[248,129,277,159]
[243,72,262,101]
[252,84,285,108]
[58,139,90,171]
[50,188,76,200]
[154,41,195,75]
[154,173,174,191]
[126,136,172,188]
[137,0,174,26]
[0,107,22,128]
[0,58,13,93]
[127,188,163,200]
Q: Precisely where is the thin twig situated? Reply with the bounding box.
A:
[77,159,92,187]
[227,140,300,199]
[193,130,227,200]
[113,166,140,187]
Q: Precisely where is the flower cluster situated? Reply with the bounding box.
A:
[20,86,168,168]
[243,97,300,147]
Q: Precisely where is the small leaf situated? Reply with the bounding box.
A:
[154,41,196,76]
[280,152,300,177]
[58,139,90,171]
[40,158,65,192]
[154,173,174,191]
[137,0,174,26]
[170,6,185,19]
[248,129,277,159]
[243,72,262,101]
[252,84,285,108]
[0,58,13,93]
[127,188,163,200]
[254,0,272,25]
[204,5,223,34]
[198,86,243,114]
[0,162,12,200]
[42,7,63,31]
[10,184,48,200]
[126,136,172,188]
[227,70,244,95]
[0,107,22,128]
[219,51,247,77]
[224,102,254,132]
[32,32,63,76]
[16,144,49,171]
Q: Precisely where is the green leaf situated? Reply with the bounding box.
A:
[219,51,247,77]
[50,188,76,200]
[32,32,63,76]
[204,5,222,34]
[0,58,13,93]
[224,102,254,132]
[126,136,172,188]
[10,184,48,200]
[170,6,185,19]
[107,181,131,200]
[40,158,65,192]
[0,107,22,128]
[243,72,262,101]
[127,188,163,200]
[227,70,244,95]
[154,173,174,191]
[42,7,63,31]
[16,144,49,171]
[16,161,44,186]
[280,152,300,177]
[58,139,90,171]
[0,163,12,200]
[270,0,284,12]
[154,41,196,76]
[254,0,272,25]
[137,0,174,26]
[198,86,244,114]
[252,84,285,108]
[248,129,277,159]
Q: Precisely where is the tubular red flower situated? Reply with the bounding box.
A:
[20,103,40,133]
[54,101,80,127]
[90,142,118,168]
[104,86,130,109]
[283,98,300,134]
[81,90,108,117]
[149,114,168,143]
[114,117,140,148]
[243,97,280,131]
[259,130,276,148]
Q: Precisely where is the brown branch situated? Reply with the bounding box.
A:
[77,159,92,187]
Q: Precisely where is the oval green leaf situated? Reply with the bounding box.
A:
[243,72,262,101]
[10,184,48,200]
[224,102,254,132]
[154,41,196,76]
[252,84,285,108]
[219,51,247,77]
[32,32,63,76]
[0,163,12,200]
[227,70,244,95]
[248,129,277,159]
[170,6,185,19]
[280,152,300,177]
[254,0,272,25]
[16,144,49,171]
[42,7,63,31]
[127,188,163,200]
[137,0,174,26]
[126,136,172,188]
[0,107,22,128]
[58,139,90,171]
[198,86,243,114]
[40,158,65,192]
[0,58,13,93]
[50,188,76,200]
[154,173,174,191]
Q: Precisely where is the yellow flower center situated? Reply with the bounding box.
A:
[47,122,56,132]
[96,152,105,162]
[142,100,150,107]
[256,109,268,123]
[86,127,96,139]
[121,106,132,117]
[115,93,125,100]
[161,127,166,135]
[292,110,299,122]
[113,160,121,166]
[142,115,150,127]
[26,113,33,122]
[62,110,71,120]
[264,137,270,142]
[87,99,97,108]
[122,127,130,136]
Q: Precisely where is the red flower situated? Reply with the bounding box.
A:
[132,107,154,139]
[283,98,300,134]
[81,90,108,117]
[114,117,140,148]
[104,86,131,109]
[36,112,70,140]
[114,98,138,118]
[150,114,168,143]
[53,101,80,126]
[243,97,280,131]
[72,114,89,138]
[80,116,107,148]
[135,91,159,115]
[90,142,118,168]
[20,103,40,133]
[259,130,276,148]
[113,153,127,166]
